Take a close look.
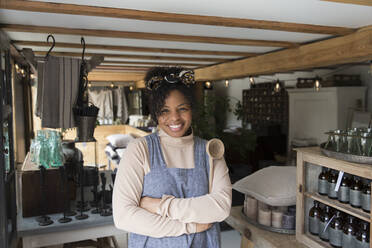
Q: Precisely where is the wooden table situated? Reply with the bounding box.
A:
[225,206,307,248]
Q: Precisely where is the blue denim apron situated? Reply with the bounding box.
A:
[128,133,221,248]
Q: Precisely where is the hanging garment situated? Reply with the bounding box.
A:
[129,133,221,248]
[114,87,129,124]
[36,56,80,128]
[88,88,113,124]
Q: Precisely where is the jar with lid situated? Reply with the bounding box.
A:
[319,205,333,242]
[342,215,357,248]
[350,176,363,208]
[309,200,321,235]
[361,179,371,213]
[328,170,338,199]
[338,173,350,204]
[329,210,344,248]
[318,167,329,196]
[355,221,369,248]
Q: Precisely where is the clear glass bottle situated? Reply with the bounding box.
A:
[309,201,321,235]
[319,205,333,242]
[355,221,369,248]
[329,210,343,248]
[338,173,350,204]
[350,176,362,208]
[328,170,338,199]
[361,179,371,213]
[318,167,329,196]
[342,215,356,248]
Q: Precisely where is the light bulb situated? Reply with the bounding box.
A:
[129,86,134,91]
[110,83,114,88]
[249,76,255,85]
[87,82,92,88]
[315,79,321,92]
[225,80,229,87]
[274,81,280,93]
[205,81,211,88]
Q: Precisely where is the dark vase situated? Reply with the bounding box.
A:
[318,167,329,196]
[319,205,333,242]
[338,173,350,204]
[309,201,321,235]
[342,215,357,248]
[328,170,338,200]
[350,176,362,208]
[329,210,343,248]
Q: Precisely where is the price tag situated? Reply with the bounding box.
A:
[335,171,344,192]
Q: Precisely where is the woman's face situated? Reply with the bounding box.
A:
[157,90,192,137]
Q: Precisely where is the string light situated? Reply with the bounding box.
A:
[274,79,281,93]
[249,76,255,85]
[110,82,114,88]
[225,80,229,87]
[314,76,321,92]
[205,81,211,89]
[87,82,92,88]
[129,85,134,91]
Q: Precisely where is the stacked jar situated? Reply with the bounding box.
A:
[309,200,370,248]
[317,167,371,213]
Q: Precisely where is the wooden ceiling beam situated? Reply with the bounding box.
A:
[0,0,355,35]
[102,60,206,67]
[195,26,372,81]
[1,24,297,47]
[322,0,372,6]
[87,71,145,82]
[33,51,227,62]
[12,40,259,57]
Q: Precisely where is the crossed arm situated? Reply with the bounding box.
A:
[112,139,232,238]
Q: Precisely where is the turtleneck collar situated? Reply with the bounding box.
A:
[158,127,194,147]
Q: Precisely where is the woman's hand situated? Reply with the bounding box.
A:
[196,223,212,233]
[140,196,161,214]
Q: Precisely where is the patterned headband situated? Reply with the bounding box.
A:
[146,70,195,91]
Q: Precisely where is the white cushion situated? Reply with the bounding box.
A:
[106,134,135,148]
[233,166,296,206]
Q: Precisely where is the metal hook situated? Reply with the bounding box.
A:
[81,37,86,61]
[45,34,55,59]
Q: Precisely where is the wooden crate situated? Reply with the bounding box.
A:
[295,147,372,248]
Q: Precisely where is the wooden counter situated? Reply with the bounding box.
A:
[225,206,307,248]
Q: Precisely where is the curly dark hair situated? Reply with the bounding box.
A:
[145,67,195,124]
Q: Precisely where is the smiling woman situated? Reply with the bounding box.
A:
[112,66,232,248]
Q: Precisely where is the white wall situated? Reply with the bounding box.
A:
[212,65,372,128]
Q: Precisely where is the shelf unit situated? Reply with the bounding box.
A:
[296,147,372,248]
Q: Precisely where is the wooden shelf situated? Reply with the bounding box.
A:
[302,233,333,248]
[295,146,372,180]
[304,192,370,222]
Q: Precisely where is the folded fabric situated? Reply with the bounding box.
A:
[105,144,118,160]
[106,134,135,148]
[233,166,296,206]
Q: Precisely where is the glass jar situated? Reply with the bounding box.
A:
[342,215,357,248]
[319,205,333,242]
[338,173,350,204]
[328,170,338,200]
[309,201,321,235]
[361,179,371,213]
[318,167,329,196]
[329,210,343,248]
[355,221,369,248]
[350,176,362,208]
